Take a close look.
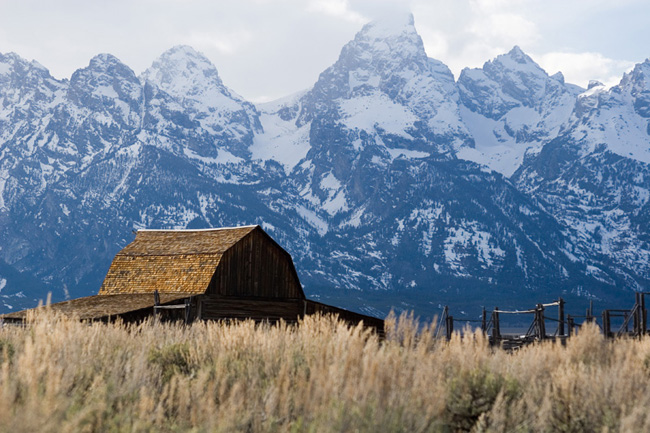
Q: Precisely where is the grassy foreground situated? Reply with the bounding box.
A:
[2,313,650,432]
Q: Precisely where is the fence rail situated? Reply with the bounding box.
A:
[441,293,650,348]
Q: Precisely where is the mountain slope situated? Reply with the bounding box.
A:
[249,15,617,316]
[456,47,583,176]
[0,18,648,318]
[513,60,650,293]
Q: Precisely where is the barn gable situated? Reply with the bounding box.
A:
[207,228,304,299]
[98,225,304,299]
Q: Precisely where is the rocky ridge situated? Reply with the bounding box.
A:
[0,15,648,318]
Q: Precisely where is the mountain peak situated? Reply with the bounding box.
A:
[359,12,415,40]
[149,45,215,72]
[142,45,223,94]
[0,51,27,66]
[336,11,425,74]
[551,71,565,84]
[478,46,546,81]
[68,52,141,110]
[503,45,536,65]
[588,80,604,89]
[619,60,650,93]
[157,45,210,64]
[87,53,125,70]
[73,53,137,82]
[0,52,51,77]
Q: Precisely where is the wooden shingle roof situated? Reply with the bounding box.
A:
[1,293,189,321]
[98,225,258,295]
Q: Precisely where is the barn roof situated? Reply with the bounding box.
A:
[1,293,189,321]
[98,225,259,295]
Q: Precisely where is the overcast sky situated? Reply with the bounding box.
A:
[1,0,647,103]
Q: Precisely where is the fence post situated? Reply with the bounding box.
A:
[602,310,611,338]
[635,292,642,336]
[567,315,574,337]
[446,315,454,341]
[153,289,160,322]
[481,307,487,334]
[558,297,565,337]
[536,304,546,340]
[184,297,192,324]
[641,292,648,335]
[492,307,501,343]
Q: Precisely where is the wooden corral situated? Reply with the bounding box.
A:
[2,225,383,333]
[441,293,650,350]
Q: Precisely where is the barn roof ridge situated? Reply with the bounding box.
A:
[117,251,222,257]
[136,224,259,232]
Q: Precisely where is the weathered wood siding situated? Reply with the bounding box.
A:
[198,297,384,333]
[207,229,304,299]
[200,297,303,321]
[304,300,385,333]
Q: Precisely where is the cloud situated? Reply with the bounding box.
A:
[308,0,367,23]
[186,30,254,55]
[471,13,539,46]
[0,0,647,102]
[408,0,540,78]
[536,51,635,88]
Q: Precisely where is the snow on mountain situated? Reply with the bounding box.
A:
[566,59,650,162]
[241,15,615,313]
[140,45,261,160]
[298,13,470,152]
[260,13,475,231]
[513,58,650,291]
[457,47,583,176]
[0,46,275,305]
[1,16,649,318]
[251,90,311,173]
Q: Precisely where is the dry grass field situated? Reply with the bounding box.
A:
[2,311,650,432]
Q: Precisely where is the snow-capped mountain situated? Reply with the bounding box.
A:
[251,14,618,312]
[0,15,648,318]
[260,14,472,219]
[141,45,261,161]
[513,59,650,292]
[0,48,287,310]
[457,47,583,176]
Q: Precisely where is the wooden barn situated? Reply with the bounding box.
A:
[1,225,384,332]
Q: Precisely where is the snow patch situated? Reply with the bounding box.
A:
[338,93,418,138]
[93,85,118,99]
[296,205,328,236]
[386,147,429,160]
[458,106,536,176]
[252,112,310,173]
[183,148,243,165]
[443,224,505,271]
[322,190,349,216]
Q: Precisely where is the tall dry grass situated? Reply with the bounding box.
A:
[1,311,650,432]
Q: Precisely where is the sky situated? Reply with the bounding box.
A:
[0,0,647,103]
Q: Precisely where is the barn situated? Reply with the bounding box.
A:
[1,225,384,331]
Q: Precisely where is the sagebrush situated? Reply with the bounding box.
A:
[1,311,650,432]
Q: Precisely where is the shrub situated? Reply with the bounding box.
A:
[147,342,194,383]
[0,338,14,360]
[445,367,520,432]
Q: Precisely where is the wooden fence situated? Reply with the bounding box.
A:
[439,292,650,349]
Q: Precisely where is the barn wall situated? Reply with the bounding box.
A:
[304,300,385,333]
[200,296,303,322]
[207,228,304,299]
